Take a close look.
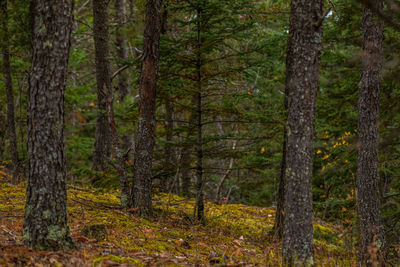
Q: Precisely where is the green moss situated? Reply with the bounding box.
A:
[47,225,67,242]
[93,255,142,266]
[43,210,52,219]
[23,228,31,242]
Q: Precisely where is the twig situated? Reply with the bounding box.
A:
[111,65,130,81]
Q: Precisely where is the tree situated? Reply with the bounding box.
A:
[282,0,323,265]
[1,0,20,183]
[24,0,75,250]
[92,0,113,171]
[357,1,385,265]
[115,0,130,101]
[131,0,163,216]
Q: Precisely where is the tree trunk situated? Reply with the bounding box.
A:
[115,0,130,101]
[130,0,163,216]
[282,0,323,265]
[1,0,20,184]
[357,2,385,266]
[92,0,113,171]
[24,0,75,250]
[193,7,204,222]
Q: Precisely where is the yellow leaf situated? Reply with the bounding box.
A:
[269,250,274,258]
[260,147,265,153]
[316,149,322,154]
[89,102,95,107]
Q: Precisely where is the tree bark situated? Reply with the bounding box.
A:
[24,0,74,250]
[115,0,130,101]
[1,0,20,183]
[92,0,113,171]
[130,0,163,216]
[282,0,323,265]
[193,6,204,222]
[357,2,385,266]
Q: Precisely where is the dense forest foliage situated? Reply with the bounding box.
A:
[0,0,399,265]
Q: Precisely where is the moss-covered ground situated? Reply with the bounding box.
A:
[0,170,356,266]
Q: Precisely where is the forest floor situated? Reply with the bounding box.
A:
[0,167,356,266]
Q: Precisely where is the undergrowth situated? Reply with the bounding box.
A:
[0,172,356,266]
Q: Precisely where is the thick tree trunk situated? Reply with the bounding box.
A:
[357,2,385,266]
[1,0,19,183]
[24,0,74,250]
[115,0,130,101]
[131,0,162,216]
[282,0,323,265]
[92,0,113,171]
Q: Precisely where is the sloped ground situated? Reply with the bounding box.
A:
[0,168,355,266]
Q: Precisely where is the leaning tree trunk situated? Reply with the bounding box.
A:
[282,0,323,265]
[130,0,162,216]
[24,0,75,250]
[357,2,385,266]
[92,0,113,171]
[115,0,130,101]
[1,0,19,183]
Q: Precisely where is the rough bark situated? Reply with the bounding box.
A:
[130,0,162,216]
[24,0,74,250]
[92,0,113,171]
[1,0,20,183]
[115,0,130,101]
[282,0,323,265]
[357,2,385,266]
